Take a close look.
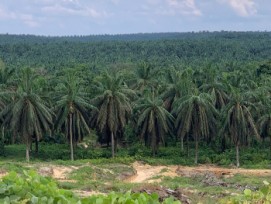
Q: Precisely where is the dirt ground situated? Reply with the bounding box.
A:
[1,161,271,183]
[126,161,271,183]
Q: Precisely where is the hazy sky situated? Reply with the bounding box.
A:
[0,0,270,36]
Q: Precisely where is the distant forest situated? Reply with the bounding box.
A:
[0,31,271,71]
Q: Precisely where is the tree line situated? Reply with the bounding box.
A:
[1,32,271,72]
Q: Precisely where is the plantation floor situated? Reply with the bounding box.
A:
[1,160,271,203]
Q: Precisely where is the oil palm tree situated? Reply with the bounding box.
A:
[91,72,135,158]
[130,62,157,92]
[136,92,174,156]
[54,73,94,161]
[0,68,53,162]
[220,88,260,167]
[200,81,229,110]
[162,68,195,111]
[173,90,218,164]
[256,85,271,157]
[258,107,271,158]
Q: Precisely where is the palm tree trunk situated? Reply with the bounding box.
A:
[111,132,115,158]
[186,134,189,157]
[269,135,271,160]
[69,113,74,161]
[236,143,240,168]
[26,137,30,162]
[152,127,157,157]
[2,127,4,141]
[181,136,184,152]
[35,137,39,154]
[195,137,198,165]
[221,134,226,152]
[12,130,16,144]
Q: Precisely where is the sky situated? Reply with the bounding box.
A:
[0,0,270,36]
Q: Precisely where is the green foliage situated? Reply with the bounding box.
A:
[0,171,181,204]
[220,181,271,204]
[81,191,181,204]
[0,171,78,203]
[0,31,271,168]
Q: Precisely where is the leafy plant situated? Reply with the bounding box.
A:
[0,171,181,204]
[221,181,271,204]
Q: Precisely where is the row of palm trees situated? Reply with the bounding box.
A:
[0,62,270,167]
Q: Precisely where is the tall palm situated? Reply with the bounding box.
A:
[136,93,174,156]
[173,90,218,164]
[220,88,260,167]
[91,72,135,158]
[54,73,93,161]
[0,68,53,162]
[258,108,271,157]
[256,86,271,156]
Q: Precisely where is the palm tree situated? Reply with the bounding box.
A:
[256,85,271,157]
[200,81,229,110]
[91,72,135,158]
[258,108,271,158]
[54,73,93,161]
[130,62,157,92]
[173,90,218,164]
[220,88,260,167]
[162,68,195,111]
[136,92,174,156]
[0,68,53,162]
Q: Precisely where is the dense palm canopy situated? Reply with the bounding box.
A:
[162,68,194,111]
[0,32,271,167]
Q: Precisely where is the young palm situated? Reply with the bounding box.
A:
[136,92,174,156]
[54,73,93,161]
[220,87,260,167]
[0,68,53,162]
[173,90,218,164]
[91,72,135,158]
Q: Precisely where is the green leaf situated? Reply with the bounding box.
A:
[263,180,269,185]
[244,189,252,197]
[31,196,39,203]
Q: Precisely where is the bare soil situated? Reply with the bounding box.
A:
[127,162,271,183]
